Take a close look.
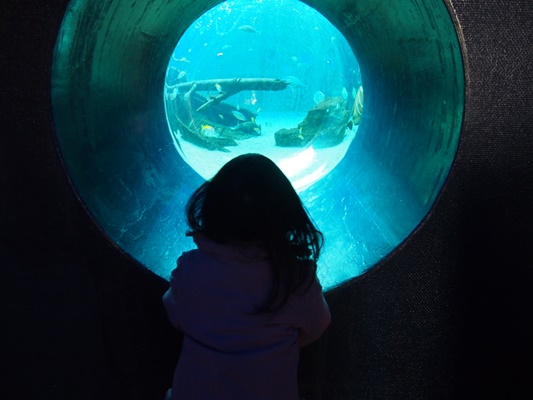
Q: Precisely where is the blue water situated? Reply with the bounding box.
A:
[166,0,361,107]
[164,0,362,190]
[165,0,361,191]
[157,0,377,289]
[129,143,421,291]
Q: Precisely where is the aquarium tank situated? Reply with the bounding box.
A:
[164,0,362,192]
[51,0,464,290]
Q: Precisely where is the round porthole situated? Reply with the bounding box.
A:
[163,1,362,192]
[51,0,464,290]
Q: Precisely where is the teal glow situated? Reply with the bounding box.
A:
[164,0,361,192]
[51,0,464,290]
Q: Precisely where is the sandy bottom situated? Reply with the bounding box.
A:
[174,111,358,192]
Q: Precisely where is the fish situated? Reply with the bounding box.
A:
[215,83,222,92]
[341,87,348,100]
[349,86,364,126]
[232,121,261,136]
[201,125,218,138]
[238,25,260,33]
[313,91,325,104]
[352,87,357,99]
[283,75,305,88]
[231,110,246,121]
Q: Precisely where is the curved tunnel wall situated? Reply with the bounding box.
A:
[52,0,463,289]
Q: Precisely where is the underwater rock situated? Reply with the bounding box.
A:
[275,128,313,147]
[275,96,349,148]
[178,124,238,153]
[232,121,261,136]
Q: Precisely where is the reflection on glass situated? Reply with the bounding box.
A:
[164,0,362,191]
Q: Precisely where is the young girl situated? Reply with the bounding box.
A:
[163,153,331,400]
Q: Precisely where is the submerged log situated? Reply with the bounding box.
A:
[168,78,290,112]
[169,77,290,94]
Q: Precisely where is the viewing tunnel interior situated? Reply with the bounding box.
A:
[51,0,464,290]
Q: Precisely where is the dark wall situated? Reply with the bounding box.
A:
[1,3,180,399]
[323,2,533,399]
[1,1,532,399]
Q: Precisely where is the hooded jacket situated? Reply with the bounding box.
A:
[163,233,331,400]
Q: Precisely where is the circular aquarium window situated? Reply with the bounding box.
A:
[51,0,464,290]
[164,1,363,191]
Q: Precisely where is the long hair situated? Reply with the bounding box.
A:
[186,153,323,312]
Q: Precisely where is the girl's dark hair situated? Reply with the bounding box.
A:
[186,153,323,312]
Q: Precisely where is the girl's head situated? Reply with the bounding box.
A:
[186,154,323,309]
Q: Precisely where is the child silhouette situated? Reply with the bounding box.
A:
[163,153,331,400]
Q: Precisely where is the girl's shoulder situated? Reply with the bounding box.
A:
[170,249,203,279]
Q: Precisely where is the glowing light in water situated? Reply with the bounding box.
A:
[164,0,362,191]
[278,147,315,180]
